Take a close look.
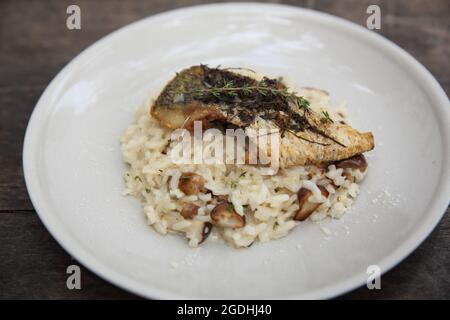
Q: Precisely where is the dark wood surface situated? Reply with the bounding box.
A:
[0,0,448,300]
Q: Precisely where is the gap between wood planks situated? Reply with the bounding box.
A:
[0,209,36,214]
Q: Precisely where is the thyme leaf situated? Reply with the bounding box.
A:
[320,111,333,123]
[239,171,247,178]
[190,80,311,110]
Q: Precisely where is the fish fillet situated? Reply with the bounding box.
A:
[151,65,374,167]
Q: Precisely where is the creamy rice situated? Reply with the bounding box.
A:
[120,89,367,248]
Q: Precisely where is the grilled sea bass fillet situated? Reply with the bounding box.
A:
[151,65,374,167]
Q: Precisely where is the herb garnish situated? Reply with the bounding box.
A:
[239,171,247,178]
[320,111,334,124]
[134,176,143,182]
[226,204,234,213]
[192,79,311,111]
[177,65,345,147]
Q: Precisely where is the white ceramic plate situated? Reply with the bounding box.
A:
[23,3,450,299]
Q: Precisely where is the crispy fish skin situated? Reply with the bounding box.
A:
[249,114,374,167]
[151,66,230,130]
[152,65,259,129]
[151,65,374,167]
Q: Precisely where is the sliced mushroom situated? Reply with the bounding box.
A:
[307,165,326,180]
[200,222,213,244]
[335,154,368,172]
[178,172,207,195]
[342,171,355,183]
[180,203,199,219]
[207,195,228,206]
[210,202,245,228]
[186,221,213,246]
[294,186,329,221]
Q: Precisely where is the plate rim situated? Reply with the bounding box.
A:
[23,2,450,299]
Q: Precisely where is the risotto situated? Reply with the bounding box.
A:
[120,87,369,248]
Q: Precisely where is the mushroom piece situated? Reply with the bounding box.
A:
[294,186,329,221]
[208,195,228,205]
[180,203,199,220]
[335,153,368,172]
[178,172,207,195]
[200,222,213,244]
[342,171,355,183]
[187,221,213,245]
[210,202,245,228]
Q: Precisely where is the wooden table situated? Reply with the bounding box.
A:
[1,0,448,299]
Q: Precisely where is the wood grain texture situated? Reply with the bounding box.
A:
[0,0,448,300]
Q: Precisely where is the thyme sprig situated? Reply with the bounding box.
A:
[178,65,346,147]
[191,79,311,111]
